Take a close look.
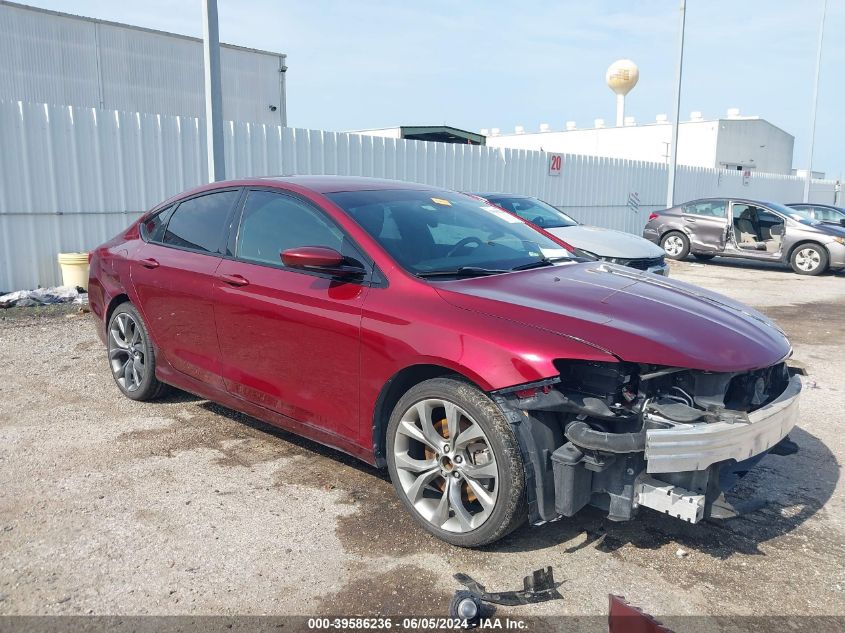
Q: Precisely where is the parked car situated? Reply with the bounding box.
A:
[643,197,845,275]
[473,193,669,275]
[786,202,845,226]
[90,177,801,547]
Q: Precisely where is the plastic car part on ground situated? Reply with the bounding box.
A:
[0,286,88,308]
[453,567,563,607]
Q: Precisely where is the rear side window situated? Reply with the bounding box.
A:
[684,201,726,217]
[162,190,240,254]
[237,190,343,266]
[141,205,174,243]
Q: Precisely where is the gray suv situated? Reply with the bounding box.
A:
[643,197,845,275]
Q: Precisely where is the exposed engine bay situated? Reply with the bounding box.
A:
[494,360,802,525]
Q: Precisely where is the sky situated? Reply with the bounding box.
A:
[22,0,845,179]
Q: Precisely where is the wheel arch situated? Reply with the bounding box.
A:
[660,227,692,241]
[105,293,131,331]
[785,239,829,264]
[371,363,486,468]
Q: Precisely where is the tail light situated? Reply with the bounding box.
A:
[648,212,659,221]
[88,251,93,263]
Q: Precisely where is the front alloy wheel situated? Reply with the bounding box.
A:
[393,397,498,533]
[386,377,526,547]
[791,244,828,276]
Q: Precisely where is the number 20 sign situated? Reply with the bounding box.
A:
[548,154,563,176]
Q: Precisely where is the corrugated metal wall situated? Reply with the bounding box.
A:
[0,1,286,125]
[0,100,838,291]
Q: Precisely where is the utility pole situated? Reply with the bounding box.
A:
[666,0,686,208]
[803,0,827,203]
[202,0,225,182]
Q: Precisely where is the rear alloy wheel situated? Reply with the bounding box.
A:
[790,244,828,276]
[386,378,526,547]
[107,303,168,401]
[661,231,690,260]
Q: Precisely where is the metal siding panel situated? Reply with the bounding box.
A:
[97,23,203,118]
[1,100,839,290]
[220,47,281,125]
[0,4,100,108]
[0,4,283,124]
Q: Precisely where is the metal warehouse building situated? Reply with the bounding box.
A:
[485,110,796,176]
[0,0,287,125]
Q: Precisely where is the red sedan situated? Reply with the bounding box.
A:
[89,176,801,547]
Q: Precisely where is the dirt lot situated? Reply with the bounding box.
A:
[1,258,843,626]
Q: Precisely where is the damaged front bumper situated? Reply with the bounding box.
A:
[644,374,801,474]
[494,364,802,527]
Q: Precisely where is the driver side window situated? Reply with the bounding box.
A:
[236,190,343,267]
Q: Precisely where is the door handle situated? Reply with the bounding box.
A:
[684,217,696,223]
[218,273,250,287]
[140,258,160,269]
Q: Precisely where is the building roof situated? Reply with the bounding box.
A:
[348,125,486,145]
[399,126,485,144]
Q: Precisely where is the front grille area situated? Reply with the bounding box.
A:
[605,256,665,270]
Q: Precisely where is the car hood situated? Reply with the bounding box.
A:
[811,222,845,238]
[434,262,790,372]
[546,225,666,259]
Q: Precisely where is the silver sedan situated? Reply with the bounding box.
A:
[643,197,845,276]
[475,194,669,276]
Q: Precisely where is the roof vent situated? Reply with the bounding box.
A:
[539,123,551,133]
[565,121,577,131]
[490,127,501,136]
[655,114,668,123]
[594,118,606,129]
[726,107,741,119]
[479,128,489,136]
[624,116,636,126]
[514,125,525,135]
[690,111,703,121]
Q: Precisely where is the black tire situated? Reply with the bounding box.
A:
[386,377,526,548]
[660,231,690,260]
[692,253,716,261]
[790,243,829,276]
[107,302,169,401]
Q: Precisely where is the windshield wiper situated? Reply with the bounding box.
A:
[416,266,509,278]
[511,256,570,271]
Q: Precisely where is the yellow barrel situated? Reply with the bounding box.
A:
[57,252,90,291]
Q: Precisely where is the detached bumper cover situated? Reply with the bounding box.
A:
[644,374,801,474]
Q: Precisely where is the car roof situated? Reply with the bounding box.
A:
[472,192,527,199]
[146,176,448,216]
[260,175,441,193]
[683,197,783,207]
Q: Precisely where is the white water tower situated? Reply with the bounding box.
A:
[606,59,639,127]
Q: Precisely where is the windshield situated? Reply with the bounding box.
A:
[483,195,579,229]
[326,189,573,277]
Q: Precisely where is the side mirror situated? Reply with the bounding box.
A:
[281,246,365,278]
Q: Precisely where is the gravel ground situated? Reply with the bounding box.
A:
[0,258,843,625]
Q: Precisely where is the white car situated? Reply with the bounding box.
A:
[476,193,669,276]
